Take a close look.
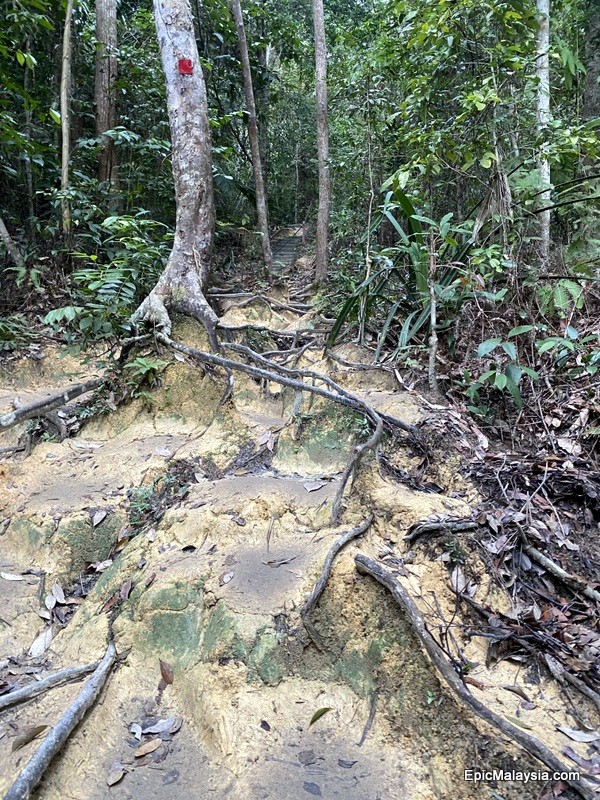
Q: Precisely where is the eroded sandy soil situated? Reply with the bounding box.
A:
[0,316,596,800]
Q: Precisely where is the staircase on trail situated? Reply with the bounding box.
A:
[272,224,303,273]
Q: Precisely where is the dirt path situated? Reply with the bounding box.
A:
[0,299,596,800]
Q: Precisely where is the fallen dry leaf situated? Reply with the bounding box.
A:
[154,447,173,458]
[28,627,53,658]
[120,580,132,601]
[303,481,325,493]
[44,594,56,611]
[159,659,174,685]
[219,571,234,586]
[557,726,600,743]
[106,762,126,786]
[0,572,24,581]
[12,724,48,751]
[142,716,176,735]
[134,738,161,757]
[145,572,156,587]
[52,583,66,604]
[92,510,107,527]
[129,723,142,741]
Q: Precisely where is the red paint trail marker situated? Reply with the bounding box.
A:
[178,59,193,75]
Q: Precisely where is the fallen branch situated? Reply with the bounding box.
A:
[0,379,103,433]
[4,642,117,800]
[520,535,600,605]
[354,555,596,800]
[302,515,373,630]
[0,663,98,712]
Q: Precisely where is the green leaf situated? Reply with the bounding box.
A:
[308,707,332,728]
[49,108,61,125]
[508,325,534,338]
[505,364,522,385]
[565,325,579,340]
[537,338,560,354]
[501,341,517,360]
[16,50,25,66]
[505,378,523,409]
[477,338,501,358]
[494,372,507,390]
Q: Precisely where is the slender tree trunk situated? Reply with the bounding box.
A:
[312,0,330,284]
[95,0,118,185]
[60,0,75,235]
[230,0,273,276]
[0,218,26,271]
[536,0,551,270]
[24,38,36,236]
[132,0,219,350]
[584,2,600,121]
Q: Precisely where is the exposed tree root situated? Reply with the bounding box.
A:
[404,518,478,543]
[301,515,374,650]
[355,554,596,800]
[0,379,103,433]
[156,333,419,519]
[0,663,98,711]
[4,642,117,800]
[132,288,220,352]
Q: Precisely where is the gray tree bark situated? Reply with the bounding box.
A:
[312,0,330,285]
[230,0,273,276]
[584,2,600,121]
[95,0,118,185]
[60,0,75,234]
[132,0,219,350]
[0,217,26,271]
[536,0,551,270]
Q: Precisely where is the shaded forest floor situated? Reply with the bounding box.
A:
[0,253,599,800]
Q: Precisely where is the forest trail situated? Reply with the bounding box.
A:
[0,282,596,800]
[271,226,304,273]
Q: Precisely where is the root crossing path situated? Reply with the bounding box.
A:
[0,288,595,800]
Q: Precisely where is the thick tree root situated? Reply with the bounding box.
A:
[4,642,117,800]
[355,555,596,800]
[157,334,419,520]
[301,515,374,651]
[0,663,98,712]
[0,379,103,433]
[131,288,220,352]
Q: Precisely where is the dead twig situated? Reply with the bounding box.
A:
[0,663,98,712]
[4,642,117,800]
[0,379,103,433]
[354,554,596,800]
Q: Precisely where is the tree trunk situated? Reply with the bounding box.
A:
[584,2,600,121]
[132,0,219,351]
[95,0,118,185]
[230,0,273,276]
[312,0,330,285]
[536,0,551,270]
[60,0,75,234]
[0,217,26,271]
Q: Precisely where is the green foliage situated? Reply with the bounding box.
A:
[0,315,37,350]
[42,213,170,343]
